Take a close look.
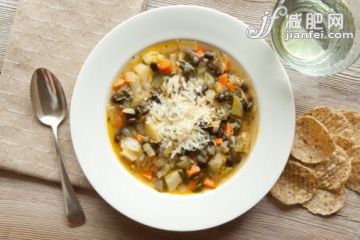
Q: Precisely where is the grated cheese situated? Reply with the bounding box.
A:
[146,74,225,158]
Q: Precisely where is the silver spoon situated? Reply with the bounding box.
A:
[30,68,85,227]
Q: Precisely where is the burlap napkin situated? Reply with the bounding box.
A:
[0,0,146,189]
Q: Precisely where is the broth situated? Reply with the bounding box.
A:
[107,40,258,194]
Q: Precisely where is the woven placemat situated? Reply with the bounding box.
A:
[0,0,146,189]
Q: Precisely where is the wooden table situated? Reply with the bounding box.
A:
[1,1,359,239]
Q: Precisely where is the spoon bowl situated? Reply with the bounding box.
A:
[30,68,67,126]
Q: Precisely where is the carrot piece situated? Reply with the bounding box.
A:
[142,170,153,181]
[187,180,197,191]
[204,177,216,189]
[114,118,123,128]
[213,138,223,146]
[114,110,125,128]
[112,76,126,91]
[187,165,201,177]
[195,48,205,58]
[217,74,228,85]
[195,47,203,52]
[158,59,172,75]
[226,82,234,92]
[134,133,144,143]
[225,123,234,136]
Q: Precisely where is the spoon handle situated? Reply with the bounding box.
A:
[52,126,85,227]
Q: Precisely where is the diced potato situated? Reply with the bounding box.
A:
[208,152,226,173]
[177,40,198,51]
[125,71,139,83]
[120,137,142,153]
[133,63,150,79]
[120,137,144,162]
[152,75,163,88]
[142,51,164,64]
[178,52,185,61]
[232,95,244,117]
[133,63,153,89]
[204,72,215,85]
[120,149,138,162]
[125,71,142,95]
[145,120,161,142]
[156,164,170,178]
[132,91,150,106]
[143,143,155,157]
[165,170,182,192]
[205,89,216,103]
[122,108,135,115]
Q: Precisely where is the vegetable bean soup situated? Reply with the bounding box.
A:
[107,40,258,194]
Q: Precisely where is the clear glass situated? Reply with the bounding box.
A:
[271,0,360,76]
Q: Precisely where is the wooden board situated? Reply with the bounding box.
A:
[0,0,359,239]
[1,170,359,240]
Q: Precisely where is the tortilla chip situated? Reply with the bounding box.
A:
[346,162,360,193]
[302,188,345,215]
[334,136,353,156]
[341,109,360,146]
[271,160,319,205]
[307,107,353,146]
[308,146,351,190]
[291,116,335,164]
[349,147,360,163]
[346,147,360,193]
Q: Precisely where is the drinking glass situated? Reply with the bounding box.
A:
[271,0,360,76]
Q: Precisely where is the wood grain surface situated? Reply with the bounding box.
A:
[0,0,359,239]
[1,169,359,240]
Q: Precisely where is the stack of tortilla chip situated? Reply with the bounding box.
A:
[271,107,359,215]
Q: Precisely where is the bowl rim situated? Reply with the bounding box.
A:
[70,5,295,231]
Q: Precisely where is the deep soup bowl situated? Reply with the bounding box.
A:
[70,5,295,231]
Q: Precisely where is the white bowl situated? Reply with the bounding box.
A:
[70,5,295,231]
